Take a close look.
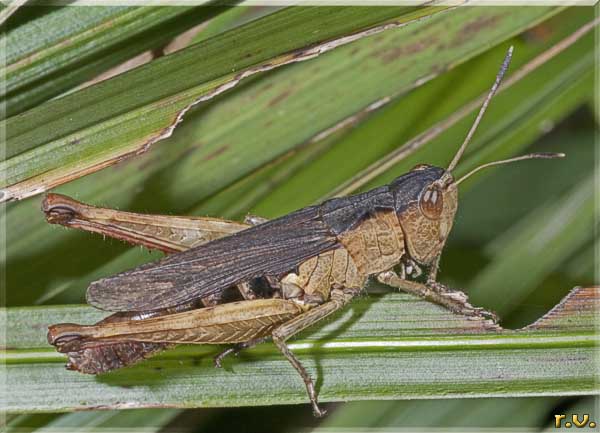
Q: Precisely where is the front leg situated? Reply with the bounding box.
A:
[424,255,496,322]
[376,270,498,323]
[426,254,441,283]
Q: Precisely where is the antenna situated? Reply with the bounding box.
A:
[446,46,514,173]
[452,152,565,187]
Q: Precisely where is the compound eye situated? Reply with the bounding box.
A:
[412,164,431,171]
[419,186,444,219]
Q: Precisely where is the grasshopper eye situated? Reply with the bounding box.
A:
[419,186,444,219]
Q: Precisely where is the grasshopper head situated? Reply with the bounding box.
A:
[391,164,458,265]
[394,153,563,266]
[391,46,564,265]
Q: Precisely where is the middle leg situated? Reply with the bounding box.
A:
[271,289,358,417]
[213,336,269,368]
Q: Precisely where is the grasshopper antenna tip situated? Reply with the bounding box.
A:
[536,152,565,158]
[446,46,514,173]
[452,151,565,187]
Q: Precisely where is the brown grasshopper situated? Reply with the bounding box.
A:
[45,47,563,416]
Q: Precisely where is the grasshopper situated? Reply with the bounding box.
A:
[45,47,563,416]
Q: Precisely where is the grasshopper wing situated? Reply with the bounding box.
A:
[87,206,340,312]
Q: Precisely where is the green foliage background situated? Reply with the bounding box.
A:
[1,4,598,432]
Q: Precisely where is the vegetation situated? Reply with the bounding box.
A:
[2,4,597,431]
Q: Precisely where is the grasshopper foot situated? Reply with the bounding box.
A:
[312,403,327,418]
[214,337,268,368]
[213,347,237,368]
[244,214,269,226]
[426,280,499,323]
[378,271,499,324]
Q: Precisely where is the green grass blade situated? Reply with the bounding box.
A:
[6,409,181,433]
[190,5,282,44]
[1,287,597,412]
[0,0,27,27]
[321,398,563,429]
[470,173,596,318]
[1,6,456,201]
[2,5,219,116]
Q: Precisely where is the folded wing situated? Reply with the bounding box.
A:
[87,206,339,312]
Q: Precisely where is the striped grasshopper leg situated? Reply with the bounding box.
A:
[42,193,250,254]
[48,299,308,373]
